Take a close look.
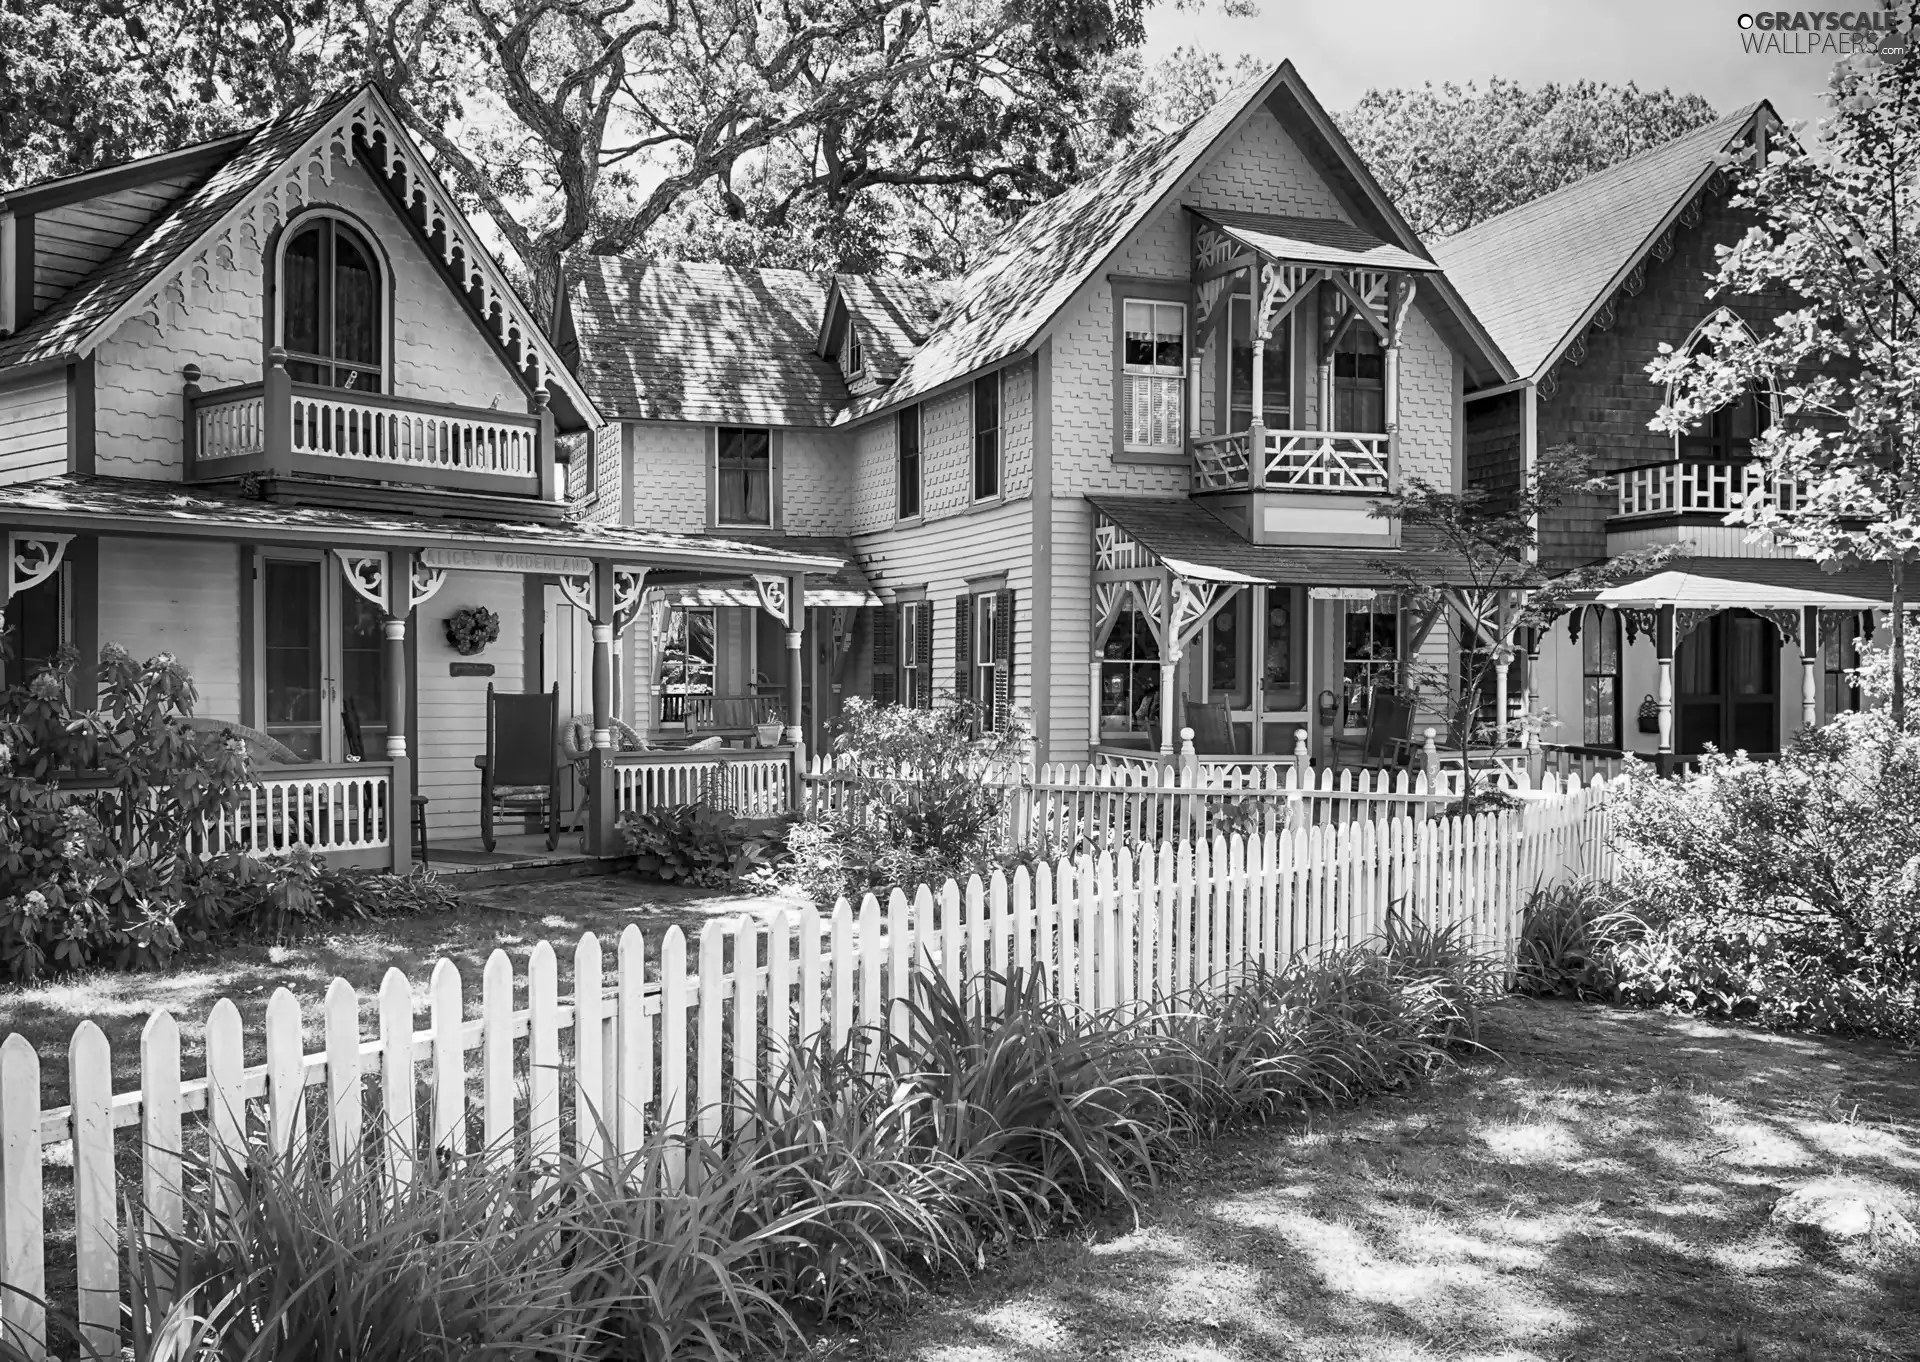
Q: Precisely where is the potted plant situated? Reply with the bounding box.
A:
[444,606,501,656]
[755,700,785,749]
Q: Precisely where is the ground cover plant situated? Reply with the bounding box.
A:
[12,923,1495,1362]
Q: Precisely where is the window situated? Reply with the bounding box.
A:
[1823,614,1863,716]
[901,601,924,707]
[1229,296,1290,432]
[262,559,325,760]
[897,407,921,520]
[973,591,1000,731]
[845,332,863,377]
[659,606,716,723]
[0,565,64,687]
[1680,383,1763,462]
[1100,608,1161,739]
[1581,608,1622,747]
[1333,326,1386,433]
[1123,299,1185,451]
[973,373,1001,500]
[717,428,772,525]
[1342,600,1398,729]
[1207,598,1241,700]
[1263,587,1304,711]
[339,590,388,757]
[281,217,383,391]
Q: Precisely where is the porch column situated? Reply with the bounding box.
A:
[384,548,413,874]
[1801,604,1821,731]
[587,559,617,857]
[786,573,807,774]
[1656,604,1676,759]
[1249,583,1268,755]
[1159,572,1178,757]
[1089,653,1103,753]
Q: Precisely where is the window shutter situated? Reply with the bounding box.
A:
[915,602,935,709]
[872,669,898,707]
[871,604,898,706]
[993,588,1014,733]
[954,594,973,701]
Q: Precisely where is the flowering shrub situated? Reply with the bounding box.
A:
[781,697,1032,907]
[621,804,789,887]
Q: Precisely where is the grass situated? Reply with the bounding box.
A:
[848,997,1920,1362]
[0,874,805,1109]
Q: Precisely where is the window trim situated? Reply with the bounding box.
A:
[1669,308,1773,462]
[271,209,394,392]
[1581,606,1623,749]
[1109,276,1190,466]
[972,371,1003,503]
[896,405,923,523]
[708,426,782,530]
[1340,595,1401,733]
[1121,296,1188,457]
[972,589,1000,732]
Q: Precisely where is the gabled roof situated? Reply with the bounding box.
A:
[1192,209,1441,274]
[571,259,848,426]
[1432,105,1766,381]
[820,273,949,381]
[0,94,346,372]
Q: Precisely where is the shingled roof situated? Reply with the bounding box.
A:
[829,273,950,382]
[0,93,348,372]
[1431,105,1764,380]
[571,259,851,426]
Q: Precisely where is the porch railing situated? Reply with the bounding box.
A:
[203,763,393,860]
[290,390,538,478]
[611,749,793,819]
[658,692,780,729]
[1192,426,1392,494]
[1612,459,1807,518]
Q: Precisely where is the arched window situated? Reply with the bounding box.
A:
[1675,311,1766,463]
[281,217,383,391]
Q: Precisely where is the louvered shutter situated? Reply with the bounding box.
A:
[992,588,1014,733]
[915,601,935,709]
[954,594,973,704]
[870,605,898,706]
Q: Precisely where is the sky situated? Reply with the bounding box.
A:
[1142,0,1847,128]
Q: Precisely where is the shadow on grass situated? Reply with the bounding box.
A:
[858,1000,1920,1362]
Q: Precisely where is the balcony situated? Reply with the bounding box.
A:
[185,349,558,503]
[1611,460,1806,520]
[1192,426,1392,494]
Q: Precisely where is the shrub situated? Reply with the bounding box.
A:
[1514,880,1638,1000]
[621,804,789,887]
[784,697,1031,905]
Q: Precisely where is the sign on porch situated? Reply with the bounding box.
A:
[1308,586,1381,601]
[422,547,594,576]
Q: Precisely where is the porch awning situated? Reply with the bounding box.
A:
[1589,562,1892,612]
[1189,209,1441,274]
[654,535,881,608]
[0,475,843,578]
[1089,495,1468,587]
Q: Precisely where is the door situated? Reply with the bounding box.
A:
[257,551,388,762]
[543,585,594,813]
[1676,611,1779,756]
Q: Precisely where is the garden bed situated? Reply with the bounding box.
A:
[857,997,1920,1362]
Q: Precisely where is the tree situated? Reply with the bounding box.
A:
[1335,79,1718,239]
[1649,21,1920,730]
[1369,448,1672,810]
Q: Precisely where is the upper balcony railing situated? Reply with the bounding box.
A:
[1192,424,1393,495]
[1612,459,1806,519]
[185,347,558,501]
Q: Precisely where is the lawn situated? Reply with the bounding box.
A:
[851,998,1920,1362]
[0,872,805,1109]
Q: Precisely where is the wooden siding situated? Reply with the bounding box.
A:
[31,176,200,313]
[1465,388,1522,506]
[96,538,244,721]
[417,570,526,838]
[0,371,67,484]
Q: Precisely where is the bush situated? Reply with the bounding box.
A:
[1514,881,1638,1001]
[783,697,1031,906]
[621,804,789,887]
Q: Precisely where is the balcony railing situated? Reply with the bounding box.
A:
[1612,460,1807,519]
[186,350,556,501]
[1192,426,1392,494]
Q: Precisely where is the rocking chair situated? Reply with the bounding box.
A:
[473,684,560,853]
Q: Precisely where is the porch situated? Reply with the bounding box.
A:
[1,476,842,872]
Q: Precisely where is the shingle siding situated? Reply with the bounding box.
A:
[780,428,855,534]
[623,422,709,531]
[1464,388,1522,506]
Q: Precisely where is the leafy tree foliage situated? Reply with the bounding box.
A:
[1335,79,1719,239]
[1650,25,1920,729]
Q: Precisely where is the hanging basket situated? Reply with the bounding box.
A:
[1637,693,1661,734]
[444,606,501,657]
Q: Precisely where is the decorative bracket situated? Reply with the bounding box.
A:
[753,574,792,629]
[1169,578,1232,661]
[6,534,72,598]
[1387,276,1418,348]
[612,568,647,635]
[557,572,595,616]
[334,551,391,615]
[410,559,448,612]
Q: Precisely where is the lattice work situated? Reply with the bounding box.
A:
[1093,518,1151,572]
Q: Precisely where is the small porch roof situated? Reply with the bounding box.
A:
[0,476,843,580]
[1088,495,1467,587]
[653,535,881,607]
[1189,208,1441,275]
[1588,562,1892,612]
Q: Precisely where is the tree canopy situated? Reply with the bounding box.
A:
[1334,79,1719,239]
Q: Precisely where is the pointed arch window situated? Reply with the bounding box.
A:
[280,218,384,392]
[1675,315,1766,463]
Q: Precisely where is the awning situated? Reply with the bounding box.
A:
[1089,495,1468,587]
[653,535,881,608]
[0,475,843,578]
[1190,208,1441,274]
[1590,564,1891,612]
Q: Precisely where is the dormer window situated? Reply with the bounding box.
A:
[280,217,384,392]
[845,331,863,377]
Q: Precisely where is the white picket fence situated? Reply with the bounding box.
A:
[0,781,1617,1359]
[805,753,1610,851]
